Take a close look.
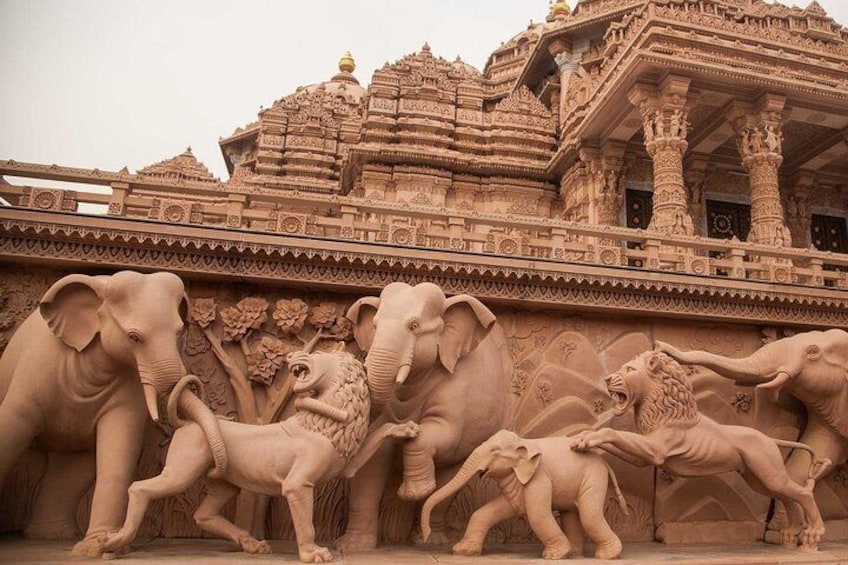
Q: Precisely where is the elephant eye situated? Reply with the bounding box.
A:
[408,320,420,332]
[128,331,143,343]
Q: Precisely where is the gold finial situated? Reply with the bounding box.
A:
[549,0,571,18]
[339,51,356,74]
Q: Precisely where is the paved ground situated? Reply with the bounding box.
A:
[1,537,847,564]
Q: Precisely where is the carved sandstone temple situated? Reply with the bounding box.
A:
[2,0,848,551]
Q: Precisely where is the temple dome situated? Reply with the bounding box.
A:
[137,147,217,183]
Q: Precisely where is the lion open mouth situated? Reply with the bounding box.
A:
[606,373,631,416]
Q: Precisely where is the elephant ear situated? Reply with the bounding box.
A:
[347,296,380,352]
[512,441,542,485]
[40,274,108,352]
[439,295,496,374]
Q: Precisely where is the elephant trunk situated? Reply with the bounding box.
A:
[421,449,486,542]
[166,374,228,479]
[365,346,403,406]
[659,342,775,386]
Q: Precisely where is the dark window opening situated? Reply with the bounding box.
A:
[626,189,653,267]
[706,200,751,277]
[811,214,848,254]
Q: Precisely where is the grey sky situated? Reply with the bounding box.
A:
[2,0,847,182]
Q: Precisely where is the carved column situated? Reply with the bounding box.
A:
[785,171,814,248]
[582,141,626,227]
[628,77,694,236]
[728,95,790,246]
[684,154,710,236]
[554,51,582,124]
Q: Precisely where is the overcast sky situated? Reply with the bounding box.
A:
[2,0,847,182]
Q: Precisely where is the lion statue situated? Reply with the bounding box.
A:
[101,344,418,563]
[571,350,831,551]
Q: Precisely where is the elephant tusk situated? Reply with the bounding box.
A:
[396,365,412,385]
[756,371,791,392]
[143,383,160,422]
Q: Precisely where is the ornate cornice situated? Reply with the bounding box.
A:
[1,209,845,329]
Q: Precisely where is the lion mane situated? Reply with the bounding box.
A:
[294,352,370,460]
[630,351,699,434]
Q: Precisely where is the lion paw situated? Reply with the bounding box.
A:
[299,544,334,563]
[241,537,272,554]
[72,533,112,558]
[387,421,419,440]
[780,526,801,547]
[453,538,483,556]
[335,532,377,552]
[799,525,824,552]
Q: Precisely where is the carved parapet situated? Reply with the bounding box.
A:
[485,231,529,257]
[21,187,77,212]
[149,198,203,224]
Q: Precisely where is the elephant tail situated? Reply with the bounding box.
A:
[602,459,629,516]
[772,439,833,485]
[167,374,229,479]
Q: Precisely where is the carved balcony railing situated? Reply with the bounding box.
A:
[1,164,846,291]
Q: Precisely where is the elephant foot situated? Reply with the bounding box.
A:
[411,528,450,546]
[452,538,483,556]
[336,532,377,552]
[542,539,572,560]
[397,476,436,501]
[240,537,272,554]
[595,537,622,560]
[799,524,824,552]
[299,544,334,563]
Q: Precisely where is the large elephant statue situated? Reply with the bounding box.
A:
[337,282,512,550]
[656,329,848,537]
[0,271,224,557]
[421,430,627,560]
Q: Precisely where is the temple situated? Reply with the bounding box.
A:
[1,0,848,556]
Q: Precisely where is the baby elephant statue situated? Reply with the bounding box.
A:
[571,350,831,551]
[421,429,628,560]
[102,344,419,563]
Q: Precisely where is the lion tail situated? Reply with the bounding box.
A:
[602,459,629,516]
[772,439,833,484]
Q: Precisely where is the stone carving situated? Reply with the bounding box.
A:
[338,282,512,550]
[572,350,830,550]
[421,429,627,560]
[0,271,203,557]
[657,330,848,543]
[102,345,418,562]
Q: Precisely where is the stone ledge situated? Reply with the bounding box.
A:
[0,537,846,564]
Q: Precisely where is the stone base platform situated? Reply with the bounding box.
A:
[1,537,847,564]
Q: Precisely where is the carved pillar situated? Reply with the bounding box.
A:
[684,154,710,236]
[785,171,814,248]
[554,51,582,125]
[583,141,626,227]
[728,95,790,246]
[628,77,694,236]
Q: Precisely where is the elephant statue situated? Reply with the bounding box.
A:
[337,282,512,550]
[0,271,224,557]
[656,329,848,540]
[421,430,627,560]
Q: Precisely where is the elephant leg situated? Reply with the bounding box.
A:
[412,461,461,545]
[560,510,584,558]
[26,449,95,539]
[283,465,332,564]
[72,405,146,557]
[575,476,621,560]
[398,421,459,501]
[453,495,518,557]
[525,478,571,560]
[194,479,270,554]
[336,440,393,552]
[0,398,41,492]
